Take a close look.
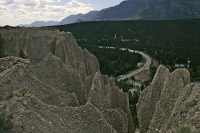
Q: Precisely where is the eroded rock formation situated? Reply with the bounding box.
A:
[0,29,134,133]
[137,65,200,133]
[137,65,170,133]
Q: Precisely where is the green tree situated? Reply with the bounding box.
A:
[150,65,157,80]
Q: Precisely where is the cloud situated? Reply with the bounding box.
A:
[0,0,94,26]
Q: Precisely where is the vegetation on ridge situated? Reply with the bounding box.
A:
[0,35,4,58]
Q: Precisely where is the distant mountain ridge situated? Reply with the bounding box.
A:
[59,0,140,25]
[59,0,200,24]
[59,11,99,25]
[23,0,200,27]
[20,21,59,27]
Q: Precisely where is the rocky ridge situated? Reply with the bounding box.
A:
[0,29,134,133]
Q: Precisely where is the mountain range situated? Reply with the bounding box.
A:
[24,0,200,27]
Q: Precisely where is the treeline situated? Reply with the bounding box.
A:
[54,19,200,80]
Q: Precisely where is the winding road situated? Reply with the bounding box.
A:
[98,46,152,81]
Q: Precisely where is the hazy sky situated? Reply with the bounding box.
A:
[0,0,124,26]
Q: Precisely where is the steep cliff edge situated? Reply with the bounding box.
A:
[0,29,134,133]
[137,65,200,133]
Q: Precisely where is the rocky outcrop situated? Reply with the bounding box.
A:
[137,65,200,133]
[88,73,135,133]
[137,65,170,133]
[0,29,134,133]
[147,68,190,133]
[4,95,118,133]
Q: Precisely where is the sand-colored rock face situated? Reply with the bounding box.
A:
[137,65,200,133]
[164,83,200,133]
[147,68,190,133]
[137,65,170,133]
[0,29,134,133]
[88,73,135,133]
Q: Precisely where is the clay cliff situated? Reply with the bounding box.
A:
[0,29,134,133]
[137,65,200,133]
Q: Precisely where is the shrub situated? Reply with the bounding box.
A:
[0,35,4,58]
[176,126,192,133]
[0,112,11,133]
[150,65,157,80]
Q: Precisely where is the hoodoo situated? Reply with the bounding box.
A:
[0,28,134,133]
[138,65,200,133]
